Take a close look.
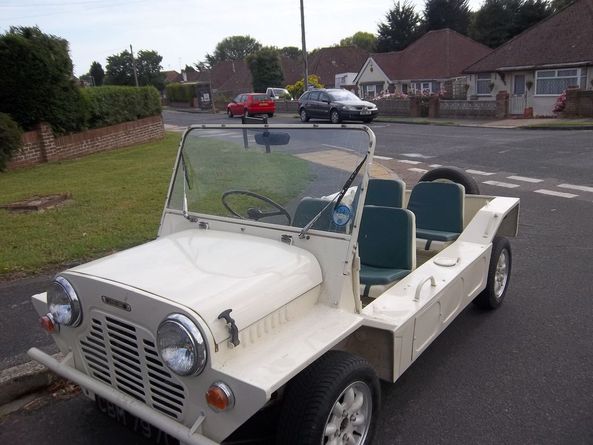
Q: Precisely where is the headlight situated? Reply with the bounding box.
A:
[157,314,207,376]
[344,105,357,111]
[47,276,82,327]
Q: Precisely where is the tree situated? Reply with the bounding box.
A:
[247,47,284,93]
[279,46,302,59]
[551,0,575,11]
[205,35,262,66]
[376,1,423,52]
[424,0,471,35]
[0,26,86,132]
[105,49,164,90]
[339,32,377,52]
[286,75,324,99]
[194,61,210,72]
[89,61,104,86]
[469,0,551,48]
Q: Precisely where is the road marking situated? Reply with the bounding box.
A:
[429,164,442,168]
[401,153,435,159]
[507,175,543,183]
[374,155,393,160]
[322,144,356,153]
[557,183,593,193]
[397,159,422,164]
[483,180,520,188]
[535,189,578,198]
[408,167,429,173]
[466,169,495,176]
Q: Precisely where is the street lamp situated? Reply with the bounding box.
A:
[300,0,309,93]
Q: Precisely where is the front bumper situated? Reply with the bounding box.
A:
[28,348,219,445]
[341,109,379,121]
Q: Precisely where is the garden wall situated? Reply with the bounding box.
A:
[440,100,497,119]
[8,115,164,170]
[370,98,410,117]
[564,90,593,117]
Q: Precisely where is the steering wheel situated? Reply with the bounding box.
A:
[222,190,292,225]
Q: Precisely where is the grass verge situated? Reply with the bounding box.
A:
[0,133,181,279]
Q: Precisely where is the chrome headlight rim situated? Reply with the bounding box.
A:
[48,276,82,327]
[157,313,207,377]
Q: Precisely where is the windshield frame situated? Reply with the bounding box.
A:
[160,123,376,242]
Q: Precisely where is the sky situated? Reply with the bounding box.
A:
[0,0,484,77]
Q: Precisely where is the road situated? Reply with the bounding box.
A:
[2,111,592,444]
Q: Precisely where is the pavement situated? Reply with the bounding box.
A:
[163,106,593,130]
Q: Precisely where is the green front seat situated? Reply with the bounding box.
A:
[358,206,416,296]
[365,178,405,208]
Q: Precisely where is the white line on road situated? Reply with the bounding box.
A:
[466,169,496,176]
[429,164,442,168]
[408,168,429,173]
[507,175,543,183]
[374,155,393,160]
[322,144,356,152]
[397,159,422,164]
[557,183,593,193]
[535,189,578,198]
[483,180,520,188]
[401,153,435,159]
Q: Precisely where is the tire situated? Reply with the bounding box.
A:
[330,108,342,124]
[227,108,233,118]
[419,166,480,195]
[277,350,379,445]
[300,108,309,122]
[473,236,512,309]
[268,113,274,118]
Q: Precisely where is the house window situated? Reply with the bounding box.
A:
[535,68,581,95]
[476,73,491,95]
[402,83,408,94]
[513,75,525,95]
[365,84,376,99]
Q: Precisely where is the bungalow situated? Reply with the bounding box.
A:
[463,0,593,117]
[354,29,491,99]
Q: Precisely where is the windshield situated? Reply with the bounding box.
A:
[168,126,374,236]
[273,89,289,96]
[329,90,361,101]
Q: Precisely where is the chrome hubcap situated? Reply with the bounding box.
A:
[494,250,509,299]
[322,381,371,445]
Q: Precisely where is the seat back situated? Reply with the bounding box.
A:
[365,178,405,208]
[358,206,416,271]
[407,182,464,234]
[292,197,333,231]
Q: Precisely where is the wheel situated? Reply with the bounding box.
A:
[330,109,342,124]
[267,113,274,118]
[419,167,480,194]
[473,236,512,309]
[300,108,309,122]
[221,190,292,225]
[277,350,379,445]
[227,108,233,118]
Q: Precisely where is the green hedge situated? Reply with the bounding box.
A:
[165,83,195,104]
[0,113,22,171]
[81,86,161,128]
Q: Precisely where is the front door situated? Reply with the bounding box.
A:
[510,75,526,115]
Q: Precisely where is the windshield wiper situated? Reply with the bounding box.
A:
[180,152,197,222]
[298,154,368,239]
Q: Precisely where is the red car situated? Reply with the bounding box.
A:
[227,93,275,118]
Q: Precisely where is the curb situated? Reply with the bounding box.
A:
[0,353,63,406]
[521,125,593,130]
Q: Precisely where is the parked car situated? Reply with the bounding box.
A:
[29,124,519,445]
[298,88,379,124]
[266,87,292,101]
[227,93,275,118]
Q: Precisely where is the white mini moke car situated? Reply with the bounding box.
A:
[29,124,519,445]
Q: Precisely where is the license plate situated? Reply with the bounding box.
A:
[96,395,179,445]
[360,110,371,115]
[259,102,269,106]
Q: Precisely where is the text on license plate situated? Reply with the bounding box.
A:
[360,110,371,115]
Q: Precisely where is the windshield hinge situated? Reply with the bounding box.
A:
[281,234,293,246]
[198,221,209,230]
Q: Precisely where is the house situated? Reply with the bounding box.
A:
[307,46,369,88]
[162,70,183,84]
[463,0,593,116]
[354,29,491,99]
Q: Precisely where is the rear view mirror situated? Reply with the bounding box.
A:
[255,131,290,146]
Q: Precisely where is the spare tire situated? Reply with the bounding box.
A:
[419,167,480,194]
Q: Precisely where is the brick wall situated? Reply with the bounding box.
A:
[564,90,593,117]
[370,98,411,117]
[8,115,164,170]
[440,100,497,119]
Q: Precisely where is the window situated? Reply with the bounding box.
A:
[513,75,525,95]
[402,83,408,94]
[365,84,376,99]
[476,73,491,95]
[535,68,581,95]
[309,91,320,101]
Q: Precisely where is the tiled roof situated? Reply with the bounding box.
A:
[369,29,491,80]
[308,46,369,86]
[184,69,210,82]
[162,70,183,83]
[464,0,593,73]
[210,60,253,94]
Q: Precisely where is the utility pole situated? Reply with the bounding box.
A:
[300,0,309,93]
[130,44,139,87]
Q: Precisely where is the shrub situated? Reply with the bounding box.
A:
[165,83,195,104]
[81,86,161,128]
[286,75,324,99]
[553,90,567,113]
[0,113,22,171]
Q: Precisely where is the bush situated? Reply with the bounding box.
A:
[0,113,22,171]
[286,75,323,99]
[165,83,195,104]
[81,86,161,128]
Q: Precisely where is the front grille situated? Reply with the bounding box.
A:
[79,312,186,419]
